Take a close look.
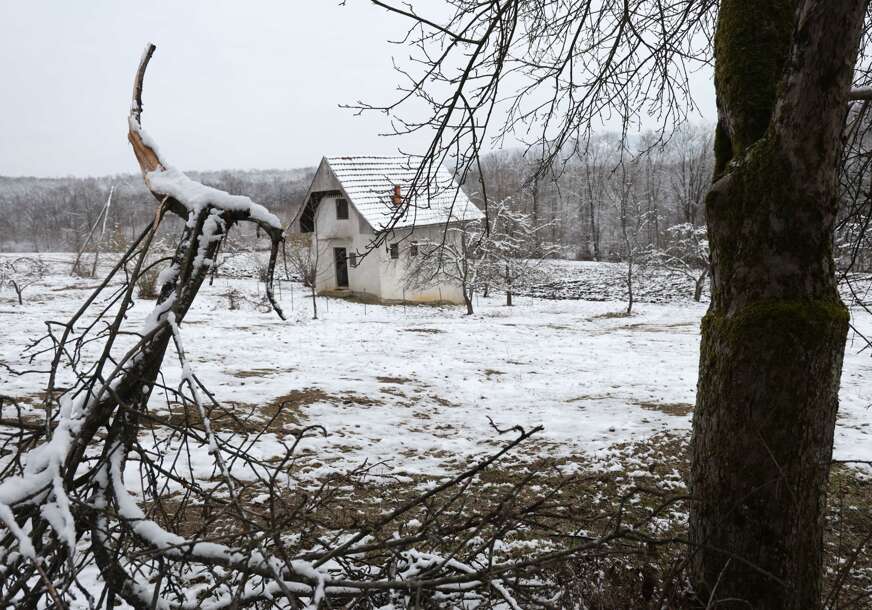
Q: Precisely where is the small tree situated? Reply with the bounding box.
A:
[405,219,487,315]
[486,199,556,306]
[608,163,649,315]
[71,185,114,278]
[642,223,710,301]
[284,231,322,319]
[1,256,47,305]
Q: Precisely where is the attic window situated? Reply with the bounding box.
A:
[336,198,349,220]
[410,241,418,257]
[389,243,399,259]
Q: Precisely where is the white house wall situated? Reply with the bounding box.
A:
[378,224,465,304]
[313,195,382,299]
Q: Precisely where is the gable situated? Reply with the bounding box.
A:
[297,159,344,232]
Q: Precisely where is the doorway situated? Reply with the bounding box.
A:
[334,247,349,288]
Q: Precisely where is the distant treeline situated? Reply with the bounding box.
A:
[0,168,314,252]
[1,128,714,260]
[469,126,714,262]
[4,124,869,273]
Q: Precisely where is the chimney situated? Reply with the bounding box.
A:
[392,184,402,206]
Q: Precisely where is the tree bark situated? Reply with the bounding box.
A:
[585,165,601,261]
[690,1,864,608]
[693,268,708,303]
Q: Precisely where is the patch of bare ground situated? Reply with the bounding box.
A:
[49,283,104,292]
[0,392,67,429]
[143,431,698,606]
[139,426,872,607]
[402,327,443,334]
[620,322,696,333]
[1,391,54,407]
[154,388,383,435]
[231,367,289,378]
[566,393,614,403]
[378,386,409,400]
[591,310,636,320]
[824,465,872,605]
[634,400,694,417]
[375,375,413,384]
[430,394,458,407]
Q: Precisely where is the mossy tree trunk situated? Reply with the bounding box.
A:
[690,1,865,608]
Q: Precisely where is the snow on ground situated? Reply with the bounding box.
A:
[1,253,871,487]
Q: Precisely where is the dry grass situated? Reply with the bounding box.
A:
[402,327,444,334]
[635,400,694,417]
[375,375,413,384]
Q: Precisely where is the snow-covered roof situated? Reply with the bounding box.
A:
[322,156,483,230]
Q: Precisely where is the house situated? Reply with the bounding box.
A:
[294,156,483,304]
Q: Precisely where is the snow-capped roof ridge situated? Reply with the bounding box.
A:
[322,155,483,231]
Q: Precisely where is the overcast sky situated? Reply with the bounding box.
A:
[0,1,716,178]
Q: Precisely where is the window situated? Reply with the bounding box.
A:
[349,253,358,267]
[389,243,399,259]
[335,198,349,220]
[410,241,418,257]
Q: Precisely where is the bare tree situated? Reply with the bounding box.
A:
[71,186,114,278]
[669,125,712,227]
[642,223,710,302]
[284,231,322,319]
[405,219,487,314]
[487,198,556,306]
[0,256,47,305]
[608,160,651,315]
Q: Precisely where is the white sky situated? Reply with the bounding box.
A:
[0,1,716,178]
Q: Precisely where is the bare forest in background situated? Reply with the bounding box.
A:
[0,168,314,253]
[4,124,871,275]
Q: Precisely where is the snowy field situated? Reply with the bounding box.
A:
[2,253,871,485]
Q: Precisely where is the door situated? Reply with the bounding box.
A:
[334,247,349,288]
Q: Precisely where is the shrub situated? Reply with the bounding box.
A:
[137,267,161,299]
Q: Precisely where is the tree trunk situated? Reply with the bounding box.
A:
[690,2,864,608]
[463,286,474,315]
[530,174,539,225]
[693,268,708,303]
[586,173,600,261]
[620,187,633,315]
